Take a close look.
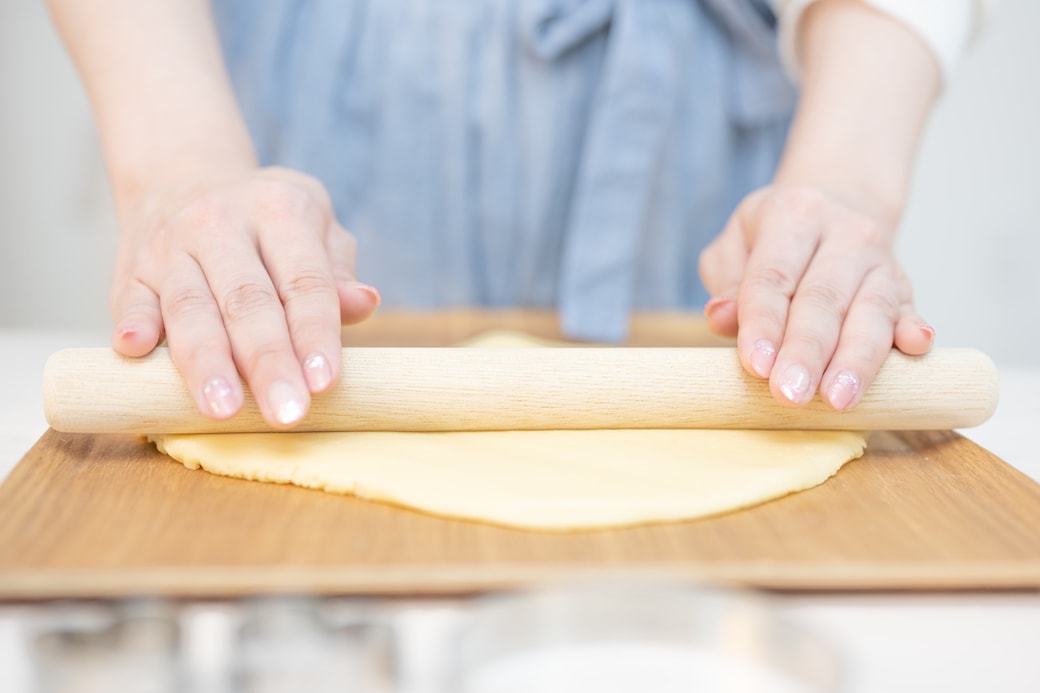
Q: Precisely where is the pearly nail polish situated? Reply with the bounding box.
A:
[268,380,306,425]
[202,377,238,418]
[827,370,861,411]
[303,352,332,392]
[779,364,812,404]
[750,339,777,378]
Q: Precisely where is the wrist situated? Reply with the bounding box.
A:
[109,145,258,228]
[772,154,906,232]
[773,0,942,233]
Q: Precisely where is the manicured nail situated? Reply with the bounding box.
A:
[920,324,936,342]
[704,296,731,319]
[268,380,306,425]
[202,376,239,419]
[826,370,861,411]
[779,363,813,404]
[303,352,332,392]
[356,283,382,307]
[750,339,777,378]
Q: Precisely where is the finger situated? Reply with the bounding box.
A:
[768,239,882,407]
[156,254,243,420]
[818,267,909,411]
[201,239,311,428]
[259,220,343,396]
[110,276,164,358]
[327,223,381,325]
[735,215,820,382]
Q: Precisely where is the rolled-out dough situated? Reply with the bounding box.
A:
[150,328,865,528]
[154,429,865,531]
[151,332,866,531]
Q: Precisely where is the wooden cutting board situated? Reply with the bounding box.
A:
[1,312,1039,599]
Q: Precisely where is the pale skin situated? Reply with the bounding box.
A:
[48,0,939,427]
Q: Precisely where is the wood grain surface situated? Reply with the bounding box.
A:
[1,428,1040,599]
[2,312,1038,599]
[338,310,737,347]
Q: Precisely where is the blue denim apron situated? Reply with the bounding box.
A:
[212,0,796,342]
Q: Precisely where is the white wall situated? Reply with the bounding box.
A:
[2,0,1038,366]
[0,0,116,332]
[897,0,1040,367]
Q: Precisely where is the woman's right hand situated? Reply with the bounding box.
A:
[110,166,380,428]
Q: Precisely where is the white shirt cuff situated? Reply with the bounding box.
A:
[772,0,987,86]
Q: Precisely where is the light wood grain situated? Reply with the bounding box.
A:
[44,346,999,435]
[1,429,1039,599]
[4,312,1035,599]
[339,310,737,347]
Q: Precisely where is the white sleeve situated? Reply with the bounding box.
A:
[771,0,989,86]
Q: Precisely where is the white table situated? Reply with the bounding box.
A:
[2,328,1039,692]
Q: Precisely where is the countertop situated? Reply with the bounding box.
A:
[1,328,1038,692]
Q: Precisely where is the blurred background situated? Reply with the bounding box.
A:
[2,0,1037,366]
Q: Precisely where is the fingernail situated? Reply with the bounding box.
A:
[356,283,382,307]
[303,352,332,392]
[268,380,306,425]
[920,324,936,342]
[826,370,861,411]
[202,376,239,419]
[779,363,813,404]
[704,296,731,319]
[750,339,777,378]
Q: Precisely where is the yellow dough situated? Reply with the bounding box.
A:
[154,429,865,531]
[151,331,866,531]
[150,331,866,530]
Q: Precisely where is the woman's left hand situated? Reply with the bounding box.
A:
[698,183,934,411]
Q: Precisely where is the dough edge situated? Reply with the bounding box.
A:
[151,430,867,532]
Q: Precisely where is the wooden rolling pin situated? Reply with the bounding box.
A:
[43,347,998,434]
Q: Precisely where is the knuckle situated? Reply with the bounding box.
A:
[164,285,213,321]
[750,265,797,295]
[220,280,279,323]
[300,176,334,212]
[255,181,328,228]
[178,192,229,232]
[798,282,850,315]
[858,289,901,321]
[270,167,329,200]
[257,183,307,221]
[280,269,336,303]
[846,216,886,246]
[770,185,827,225]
